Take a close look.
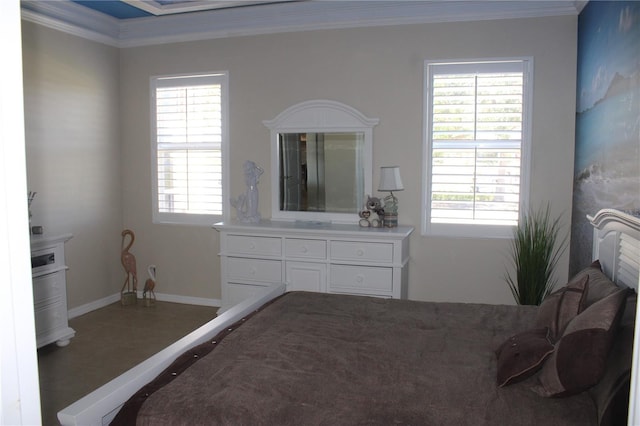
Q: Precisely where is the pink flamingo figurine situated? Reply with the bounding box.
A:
[120,229,138,302]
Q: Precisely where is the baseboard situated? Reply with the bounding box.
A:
[153,292,222,308]
[68,292,221,319]
[68,293,121,319]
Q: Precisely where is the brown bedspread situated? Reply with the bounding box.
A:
[132,292,597,425]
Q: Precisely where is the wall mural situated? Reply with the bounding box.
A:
[570,0,640,275]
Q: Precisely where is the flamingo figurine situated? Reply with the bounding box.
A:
[120,229,138,304]
[143,265,157,304]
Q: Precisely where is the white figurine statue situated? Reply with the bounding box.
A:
[231,160,264,223]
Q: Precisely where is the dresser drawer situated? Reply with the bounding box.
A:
[330,265,393,294]
[32,272,65,306]
[34,301,67,337]
[330,241,393,263]
[227,257,282,282]
[31,244,65,276]
[226,235,281,257]
[285,238,327,259]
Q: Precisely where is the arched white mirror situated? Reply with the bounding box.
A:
[264,100,378,223]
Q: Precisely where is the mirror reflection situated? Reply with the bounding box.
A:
[279,132,364,213]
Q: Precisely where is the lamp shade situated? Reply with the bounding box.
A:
[378,166,404,192]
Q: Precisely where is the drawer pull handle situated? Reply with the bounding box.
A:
[249,242,256,250]
[301,246,308,253]
[356,249,364,257]
[250,267,256,276]
[356,274,365,284]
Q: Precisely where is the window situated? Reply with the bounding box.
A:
[423,59,532,238]
[151,72,228,225]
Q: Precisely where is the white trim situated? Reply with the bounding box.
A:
[21,1,120,47]
[68,292,221,320]
[67,293,121,319]
[22,0,582,48]
[121,0,298,16]
[150,72,229,226]
[153,292,221,308]
[1,1,42,423]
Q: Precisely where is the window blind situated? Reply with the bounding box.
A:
[154,78,224,217]
[428,63,525,227]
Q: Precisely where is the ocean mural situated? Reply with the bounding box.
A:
[570,0,640,275]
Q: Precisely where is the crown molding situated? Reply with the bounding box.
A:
[21,0,582,48]
[21,1,120,46]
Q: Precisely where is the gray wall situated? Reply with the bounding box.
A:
[22,14,578,309]
[120,16,578,305]
[22,21,123,309]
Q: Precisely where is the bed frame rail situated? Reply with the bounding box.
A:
[57,282,286,426]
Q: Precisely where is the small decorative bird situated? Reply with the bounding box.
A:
[143,265,157,303]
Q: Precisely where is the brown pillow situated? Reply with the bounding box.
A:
[535,274,589,342]
[588,323,634,426]
[532,288,630,398]
[495,328,554,387]
[583,264,620,308]
[570,259,619,308]
[588,291,636,426]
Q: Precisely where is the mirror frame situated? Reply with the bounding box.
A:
[264,100,379,223]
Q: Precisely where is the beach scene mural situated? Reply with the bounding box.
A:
[570,1,640,275]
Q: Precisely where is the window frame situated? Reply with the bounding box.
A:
[422,58,533,238]
[150,71,229,226]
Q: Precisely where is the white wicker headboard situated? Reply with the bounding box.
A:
[588,209,640,291]
[589,209,640,426]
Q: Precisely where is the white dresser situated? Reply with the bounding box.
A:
[30,234,75,348]
[214,221,413,313]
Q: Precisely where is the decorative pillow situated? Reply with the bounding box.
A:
[588,291,636,426]
[532,288,630,398]
[495,328,554,387]
[535,274,589,342]
[588,323,634,426]
[583,263,620,309]
[619,290,637,328]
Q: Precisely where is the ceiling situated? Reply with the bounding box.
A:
[21,0,587,48]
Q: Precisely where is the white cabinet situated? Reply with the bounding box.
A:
[30,234,75,348]
[214,221,413,313]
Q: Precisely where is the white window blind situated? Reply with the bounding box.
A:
[424,59,531,237]
[151,73,228,225]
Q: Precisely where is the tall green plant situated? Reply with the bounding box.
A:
[505,205,568,305]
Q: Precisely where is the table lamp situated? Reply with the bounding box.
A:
[378,166,404,227]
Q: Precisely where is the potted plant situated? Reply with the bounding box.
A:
[505,204,568,305]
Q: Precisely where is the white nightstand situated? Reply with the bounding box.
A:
[30,233,75,348]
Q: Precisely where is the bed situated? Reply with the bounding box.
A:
[58,208,640,425]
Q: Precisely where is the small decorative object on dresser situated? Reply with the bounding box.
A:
[230,160,264,223]
[31,233,75,348]
[378,166,404,228]
[359,195,384,228]
[213,220,413,313]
